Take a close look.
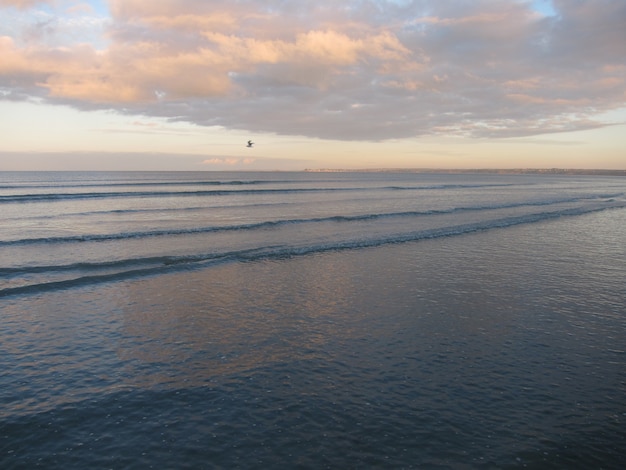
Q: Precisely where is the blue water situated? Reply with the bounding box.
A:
[1,171,625,469]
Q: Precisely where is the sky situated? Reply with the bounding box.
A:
[0,0,625,171]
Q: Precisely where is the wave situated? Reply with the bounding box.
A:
[0,180,282,190]
[1,203,623,298]
[0,188,315,203]
[2,194,622,247]
[0,183,519,204]
[5,191,622,223]
[2,201,296,222]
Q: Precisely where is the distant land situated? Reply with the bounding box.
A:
[304,168,626,176]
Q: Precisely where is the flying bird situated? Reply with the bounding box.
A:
[247,140,254,148]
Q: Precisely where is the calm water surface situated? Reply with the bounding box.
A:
[1,172,625,469]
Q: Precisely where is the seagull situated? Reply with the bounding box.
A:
[246,140,254,148]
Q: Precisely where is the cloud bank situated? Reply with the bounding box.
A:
[1,0,625,140]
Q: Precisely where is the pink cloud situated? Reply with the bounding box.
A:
[0,0,52,8]
[202,157,255,166]
[1,0,625,140]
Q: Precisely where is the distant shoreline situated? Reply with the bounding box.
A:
[304,168,626,176]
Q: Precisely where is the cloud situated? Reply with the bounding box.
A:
[0,0,52,8]
[0,150,305,171]
[1,0,625,140]
[201,157,258,169]
[203,157,244,165]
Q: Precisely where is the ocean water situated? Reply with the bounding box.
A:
[1,171,625,469]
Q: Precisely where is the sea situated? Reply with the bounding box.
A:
[1,171,625,469]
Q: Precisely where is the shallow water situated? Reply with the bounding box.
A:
[1,172,625,468]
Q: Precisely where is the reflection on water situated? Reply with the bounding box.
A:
[1,209,625,468]
[113,257,360,389]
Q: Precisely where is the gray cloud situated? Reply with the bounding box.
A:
[1,0,625,140]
